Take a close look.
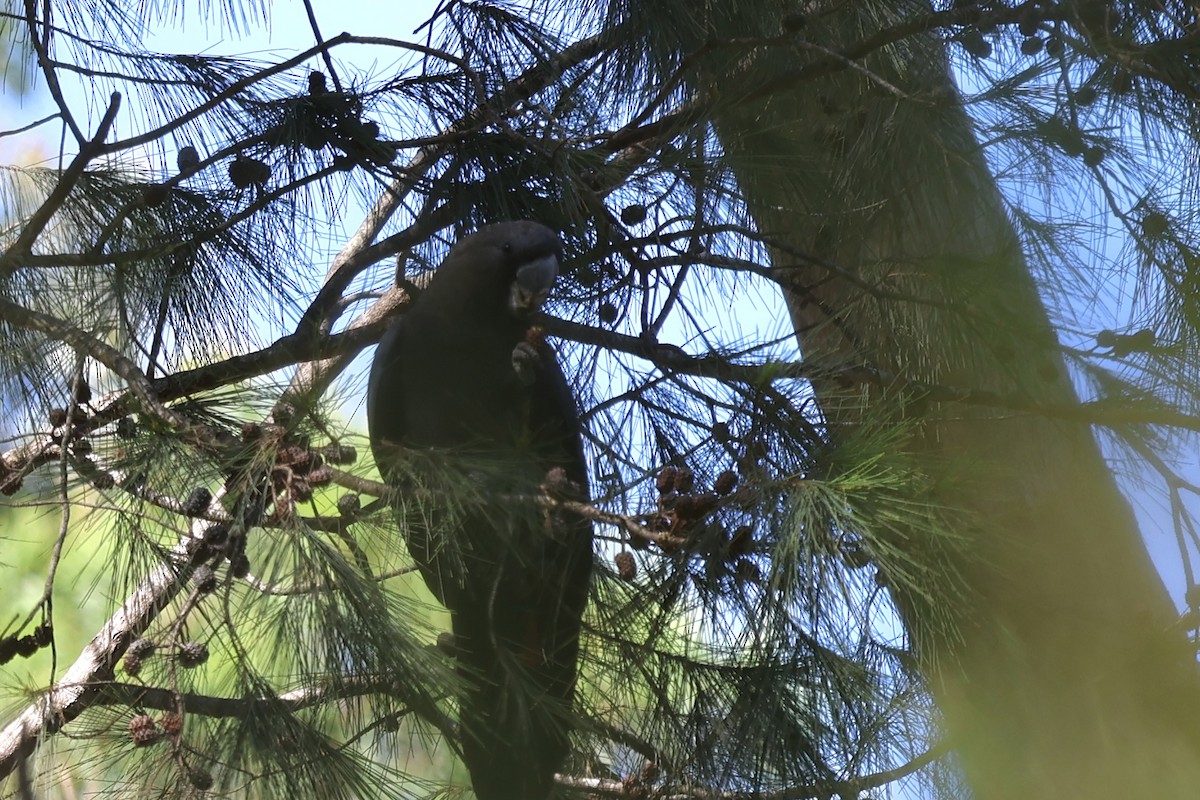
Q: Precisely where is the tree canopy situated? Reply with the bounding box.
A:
[2,1,1200,798]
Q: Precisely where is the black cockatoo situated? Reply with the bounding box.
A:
[367,221,593,800]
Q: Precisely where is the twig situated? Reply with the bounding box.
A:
[300,0,341,93]
[0,92,120,269]
[242,562,418,597]
[556,741,946,799]
[22,0,83,143]
[0,112,59,139]
[0,296,218,447]
[548,498,685,551]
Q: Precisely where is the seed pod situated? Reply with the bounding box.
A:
[122,652,143,676]
[177,145,200,174]
[542,466,574,499]
[598,302,619,325]
[307,464,333,487]
[31,624,52,647]
[192,564,217,594]
[1020,37,1043,55]
[141,182,170,207]
[178,641,209,668]
[673,493,718,521]
[614,550,637,582]
[73,378,92,405]
[620,204,647,225]
[1142,212,1170,238]
[241,422,262,441]
[273,496,295,522]
[116,417,138,439]
[781,11,806,32]
[204,523,230,548]
[655,466,677,495]
[129,638,156,658]
[1074,87,1098,106]
[229,553,251,579]
[160,710,184,736]
[129,714,160,746]
[1082,145,1106,167]
[336,493,361,516]
[229,154,270,188]
[713,470,738,495]
[323,444,358,464]
[277,445,307,466]
[575,265,599,288]
[728,525,755,558]
[960,32,992,59]
[189,767,214,791]
[1128,328,1156,352]
[49,407,68,427]
[290,477,313,502]
[674,467,695,493]
[358,119,381,139]
[183,487,212,518]
[93,472,115,490]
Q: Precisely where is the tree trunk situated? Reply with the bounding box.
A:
[682,4,1200,797]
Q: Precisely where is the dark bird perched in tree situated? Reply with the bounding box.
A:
[367,221,593,800]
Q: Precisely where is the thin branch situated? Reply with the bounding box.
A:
[0,112,59,139]
[0,296,215,444]
[0,537,195,780]
[86,674,412,718]
[556,741,947,799]
[0,91,120,268]
[22,0,83,143]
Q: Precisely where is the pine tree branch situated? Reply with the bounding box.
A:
[91,675,424,718]
[0,91,119,270]
[542,316,1200,434]
[292,27,619,341]
[0,535,196,781]
[0,319,386,489]
[21,0,84,144]
[0,295,225,448]
[556,740,946,799]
